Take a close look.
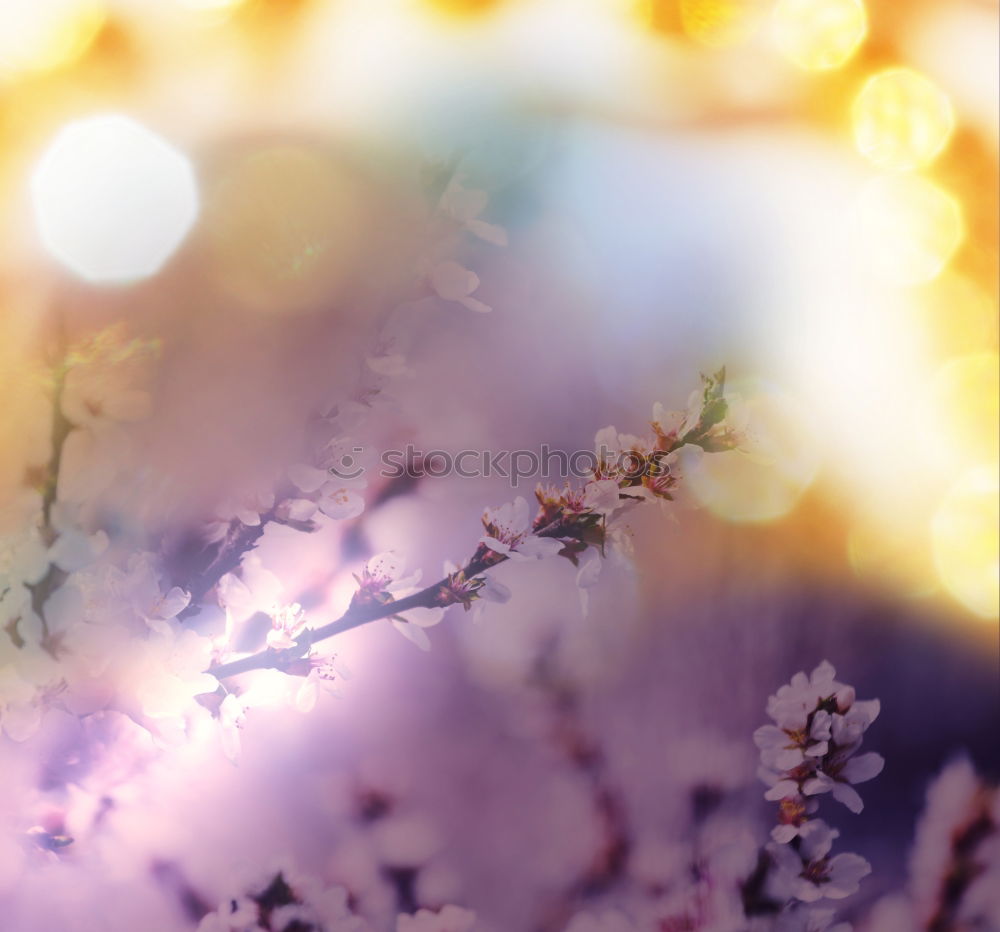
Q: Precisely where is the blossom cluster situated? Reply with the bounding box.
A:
[552,664,882,932]
[200,367,743,685]
[2,222,743,820]
[1,165,511,756]
[863,757,1000,931]
[463,369,741,612]
[196,867,476,932]
[751,662,884,929]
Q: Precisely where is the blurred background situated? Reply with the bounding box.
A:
[0,0,997,930]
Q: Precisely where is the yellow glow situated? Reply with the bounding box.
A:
[772,0,867,71]
[932,467,1000,619]
[178,0,245,10]
[916,274,998,360]
[853,174,963,285]
[238,669,296,709]
[684,387,820,523]
[176,0,246,26]
[31,115,200,284]
[924,354,1000,469]
[0,0,104,77]
[680,0,765,48]
[848,521,937,598]
[423,0,502,15]
[202,146,372,314]
[852,68,955,171]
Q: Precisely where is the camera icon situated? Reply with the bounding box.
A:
[328,447,366,480]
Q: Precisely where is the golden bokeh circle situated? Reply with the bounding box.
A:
[684,386,820,524]
[201,145,373,314]
[924,353,1000,468]
[680,0,766,48]
[931,467,999,620]
[852,68,955,171]
[853,174,963,285]
[772,0,867,71]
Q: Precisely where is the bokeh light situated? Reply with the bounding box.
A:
[771,0,867,71]
[176,0,248,26]
[31,115,200,285]
[423,0,502,15]
[177,0,245,10]
[852,174,963,285]
[852,68,955,171]
[679,0,765,48]
[0,1,996,928]
[931,467,1000,620]
[0,0,104,77]
[922,353,1000,469]
[201,145,372,314]
[684,386,820,524]
[848,520,938,599]
[916,274,999,360]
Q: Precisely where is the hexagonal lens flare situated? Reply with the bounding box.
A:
[31,114,200,285]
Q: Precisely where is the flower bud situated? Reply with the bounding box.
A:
[836,685,856,712]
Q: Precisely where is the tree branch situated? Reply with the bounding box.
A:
[206,526,554,680]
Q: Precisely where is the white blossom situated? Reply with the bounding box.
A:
[46,504,109,573]
[358,552,422,596]
[652,397,701,442]
[581,478,621,516]
[214,483,275,529]
[389,606,445,652]
[481,496,562,560]
[218,692,246,764]
[196,896,258,931]
[288,463,330,494]
[293,653,349,713]
[430,260,491,313]
[758,662,882,816]
[0,663,45,742]
[0,526,49,627]
[217,555,284,625]
[768,820,871,902]
[102,552,192,634]
[440,175,507,246]
[907,758,1000,928]
[801,752,885,814]
[265,602,308,650]
[317,480,366,520]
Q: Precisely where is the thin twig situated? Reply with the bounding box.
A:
[205,369,733,679]
[206,520,565,679]
[25,312,73,651]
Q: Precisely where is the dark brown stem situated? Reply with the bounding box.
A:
[206,554,499,679]
[206,521,571,680]
[25,314,73,651]
[41,363,72,528]
[203,371,728,680]
[178,519,272,618]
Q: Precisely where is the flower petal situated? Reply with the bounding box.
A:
[830,781,865,814]
[771,824,798,844]
[391,618,432,651]
[841,752,884,785]
[289,464,329,493]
